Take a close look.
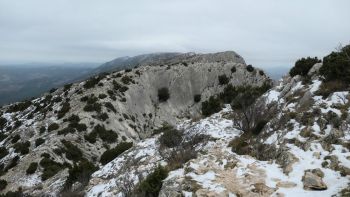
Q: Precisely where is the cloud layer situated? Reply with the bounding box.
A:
[0,0,349,67]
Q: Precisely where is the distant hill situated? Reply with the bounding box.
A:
[0,63,98,106]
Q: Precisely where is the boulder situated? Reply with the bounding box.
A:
[302,171,327,190]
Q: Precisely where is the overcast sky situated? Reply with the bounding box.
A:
[0,0,349,68]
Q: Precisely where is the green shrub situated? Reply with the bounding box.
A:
[96,125,118,143]
[98,94,107,99]
[57,102,71,119]
[246,65,254,72]
[218,74,229,85]
[194,94,201,103]
[6,100,32,113]
[158,87,170,102]
[252,120,268,135]
[61,140,82,162]
[0,133,7,142]
[13,141,30,155]
[26,162,38,174]
[105,102,116,113]
[0,179,7,191]
[39,126,46,134]
[40,157,65,180]
[83,103,102,113]
[0,147,8,160]
[320,45,350,83]
[48,123,59,132]
[85,125,118,144]
[98,113,109,121]
[100,142,133,165]
[112,80,121,90]
[259,70,264,76]
[84,132,98,144]
[67,114,80,122]
[139,165,168,197]
[57,127,76,135]
[63,83,72,92]
[231,66,236,73]
[289,57,321,77]
[50,88,57,93]
[64,159,98,190]
[84,76,102,89]
[121,75,132,85]
[0,117,7,130]
[201,96,222,116]
[119,86,129,92]
[5,156,19,171]
[35,138,45,147]
[159,126,183,148]
[11,134,20,143]
[13,120,22,129]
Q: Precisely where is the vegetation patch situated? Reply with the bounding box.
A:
[121,75,133,85]
[0,179,7,191]
[289,57,321,77]
[194,94,201,103]
[84,76,103,89]
[0,147,8,160]
[159,125,183,148]
[0,133,7,142]
[13,141,30,155]
[84,103,102,113]
[11,134,20,143]
[57,102,71,119]
[48,123,59,132]
[64,159,98,191]
[61,140,83,162]
[246,65,254,72]
[100,142,133,165]
[0,117,7,130]
[6,100,32,113]
[98,94,107,99]
[320,45,350,83]
[138,165,168,197]
[201,96,222,116]
[84,125,118,143]
[231,66,236,73]
[105,102,116,113]
[40,157,66,180]
[218,74,229,85]
[26,162,38,175]
[158,87,170,102]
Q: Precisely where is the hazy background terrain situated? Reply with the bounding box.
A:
[0,63,98,105]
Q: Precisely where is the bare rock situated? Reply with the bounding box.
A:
[302,171,327,190]
[276,181,297,188]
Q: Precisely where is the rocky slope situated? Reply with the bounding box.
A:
[87,63,350,197]
[0,51,271,196]
[1,50,349,197]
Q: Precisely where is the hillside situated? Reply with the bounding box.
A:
[0,48,349,197]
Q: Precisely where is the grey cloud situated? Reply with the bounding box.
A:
[0,0,349,68]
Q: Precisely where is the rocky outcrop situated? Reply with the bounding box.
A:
[302,170,327,190]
